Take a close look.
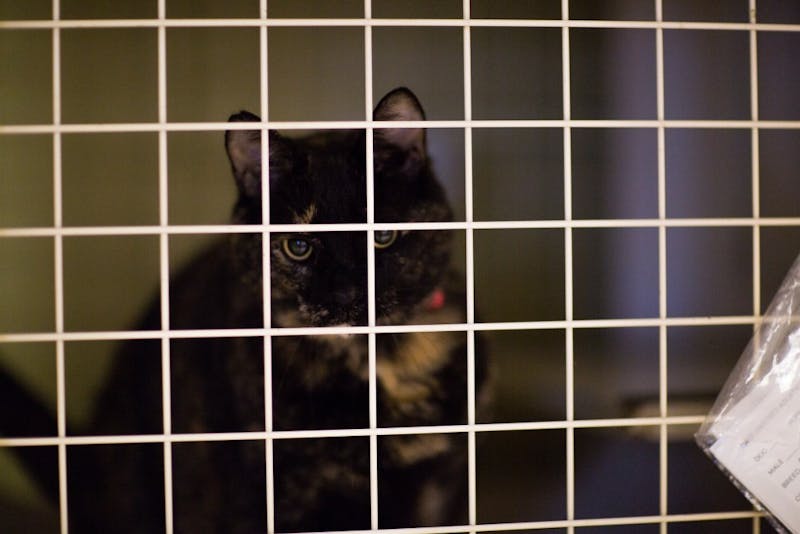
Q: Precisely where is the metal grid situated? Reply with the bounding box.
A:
[1,0,799,533]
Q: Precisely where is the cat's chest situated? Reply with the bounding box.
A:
[269,300,466,430]
[376,328,465,424]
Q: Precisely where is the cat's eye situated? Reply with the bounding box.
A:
[374,230,398,249]
[282,237,313,261]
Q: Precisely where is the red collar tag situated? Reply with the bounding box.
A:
[425,287,446,311]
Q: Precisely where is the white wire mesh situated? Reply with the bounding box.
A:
[2,0,800,533]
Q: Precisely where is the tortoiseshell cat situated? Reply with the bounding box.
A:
[0,88,488,533]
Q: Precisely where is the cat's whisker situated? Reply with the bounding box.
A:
[330,323,355,339]
[274,337,306,399]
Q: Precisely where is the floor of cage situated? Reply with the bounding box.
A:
[0,433,758,533]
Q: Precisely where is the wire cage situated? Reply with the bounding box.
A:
[2,0,800,532]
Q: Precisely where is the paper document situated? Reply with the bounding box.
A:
[708,346,800,533]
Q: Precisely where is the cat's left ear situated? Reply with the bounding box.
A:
[373,87,426,158]
[226,111,263,197]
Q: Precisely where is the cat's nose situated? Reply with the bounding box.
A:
[334,286,361,306]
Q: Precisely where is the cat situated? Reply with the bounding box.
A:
[0,87,489,533]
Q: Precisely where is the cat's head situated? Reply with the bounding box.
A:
[225,88,453,327]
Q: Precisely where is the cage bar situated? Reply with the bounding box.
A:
[3,1,797,532]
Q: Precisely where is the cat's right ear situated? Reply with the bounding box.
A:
[226,111,263,197]
[226,111,291,198]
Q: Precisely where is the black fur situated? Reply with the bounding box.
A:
[0,87,489,533]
